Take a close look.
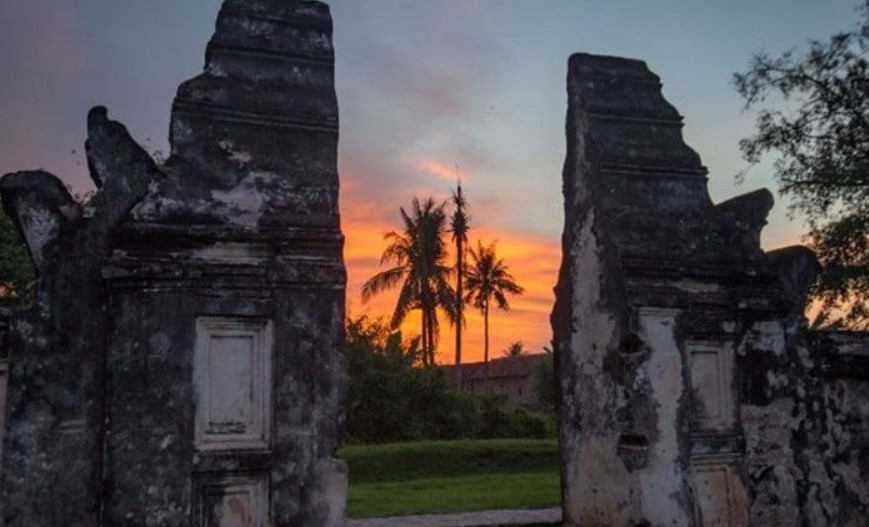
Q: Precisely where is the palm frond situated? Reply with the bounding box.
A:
[362,266,406,304]
[389,278,418,329]
[465,239,524,313]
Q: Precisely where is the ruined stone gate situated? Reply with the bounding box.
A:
[551,54,869,527]
[0,1,346,525]
[0,1,867,526]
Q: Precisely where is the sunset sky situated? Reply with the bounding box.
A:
[0,0,860,364]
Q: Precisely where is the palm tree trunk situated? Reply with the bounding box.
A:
[483,301,489,389]
[430,309,436,365]
[455,238,463,388]
[425,308,432,365]
[423,305,434,366]
[421,307,428,366]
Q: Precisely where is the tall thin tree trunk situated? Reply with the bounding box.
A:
[423,305,434,366]
[483,301,489,389]
[455,236,463,388]
[431,310,436,365]
[421,308,428,366]
[425,308,432,366]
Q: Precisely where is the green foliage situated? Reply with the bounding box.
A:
[734,1,869,328]
[342,316,554,444]
[530,348,557,411]
[340,438,560,518]
[341,438,559,483]
[343,316,475,443]
[475,391,552,439]
[0,208,35,306]
[346,471,560,518]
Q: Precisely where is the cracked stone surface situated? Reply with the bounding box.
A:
[0,1,346,525]
[552,52,869,527]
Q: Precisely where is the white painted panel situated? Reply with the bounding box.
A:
[688,342,733,431]
[194,317,272,451]
[208,335,254,433]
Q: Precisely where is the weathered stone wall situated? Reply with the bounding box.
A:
[1,5,865,526]
[0,110,159,525]
[0,1,346,525]
[553,53,869,526]
[737,325,869,526]
[0,308,11,475]
[814,332,869,525]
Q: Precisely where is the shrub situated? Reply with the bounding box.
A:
[475,391,552,439]
[343,316,477,443]
[342,316,556,444]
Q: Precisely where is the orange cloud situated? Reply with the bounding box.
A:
[417,159,460,183]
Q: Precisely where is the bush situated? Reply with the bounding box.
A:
[342,316,556,444]
[530,348,556,412]
[343,316,476,443]
[475,391,552,439]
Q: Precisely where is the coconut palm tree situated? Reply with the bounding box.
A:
[362,197,456,366]
[450,179,470,387]
[464,241,524,387]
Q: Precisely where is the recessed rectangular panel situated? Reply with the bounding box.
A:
[692,350,722,421]
[689,342,732,431]
[195,474,268,527]
[694,466,732,526]
[208,335,254,434]
[195,317,272,451]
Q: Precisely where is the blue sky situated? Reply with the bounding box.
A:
[0,0,860,359]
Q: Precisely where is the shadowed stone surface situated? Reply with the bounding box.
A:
[553,52,869,526]
[0,108,159,525]
[0,1,346,525]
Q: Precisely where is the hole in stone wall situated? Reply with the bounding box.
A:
[620,333,645,355]
[618,434,649,449]
[617,433,651,471]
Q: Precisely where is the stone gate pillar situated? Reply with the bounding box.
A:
[551,53,810,526]
[102,1,347,525]
[0,1,346,525]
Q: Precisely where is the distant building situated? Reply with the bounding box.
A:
[442,353,547,407]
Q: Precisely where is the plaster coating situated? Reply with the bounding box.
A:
[553,52,869,526]
[0,1,346,525]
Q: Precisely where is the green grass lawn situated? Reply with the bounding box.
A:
[339,438,561,518]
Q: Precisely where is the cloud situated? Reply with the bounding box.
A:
[3,0,564,366]
[332,0,515,224]
[417,159,461,183]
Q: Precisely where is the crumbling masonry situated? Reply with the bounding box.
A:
[552,53,869,526]
[1,2,868,526]
[0,1,346,525]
